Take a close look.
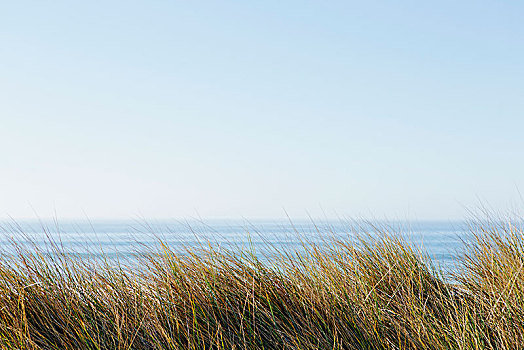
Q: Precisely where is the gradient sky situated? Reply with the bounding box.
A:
[1,1,523,220]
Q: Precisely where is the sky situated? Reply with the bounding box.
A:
[1,1,523,220]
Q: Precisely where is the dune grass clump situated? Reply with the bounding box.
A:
[0,220,523,349]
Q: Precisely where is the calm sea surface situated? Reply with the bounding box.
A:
[0,220,471,272]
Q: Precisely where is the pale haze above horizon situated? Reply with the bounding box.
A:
[1,1,524,220]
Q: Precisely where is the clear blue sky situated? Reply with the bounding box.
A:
[1,1,523,219]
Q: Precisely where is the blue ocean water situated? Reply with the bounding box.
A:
[0,219,469,272]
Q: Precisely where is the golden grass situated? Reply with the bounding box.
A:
[0,220,523,349]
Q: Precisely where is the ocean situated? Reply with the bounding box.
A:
[0,219,470,272]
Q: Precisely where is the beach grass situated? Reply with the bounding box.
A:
[0,219,523,349]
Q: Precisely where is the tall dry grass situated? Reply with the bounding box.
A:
[0,219,523,349]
